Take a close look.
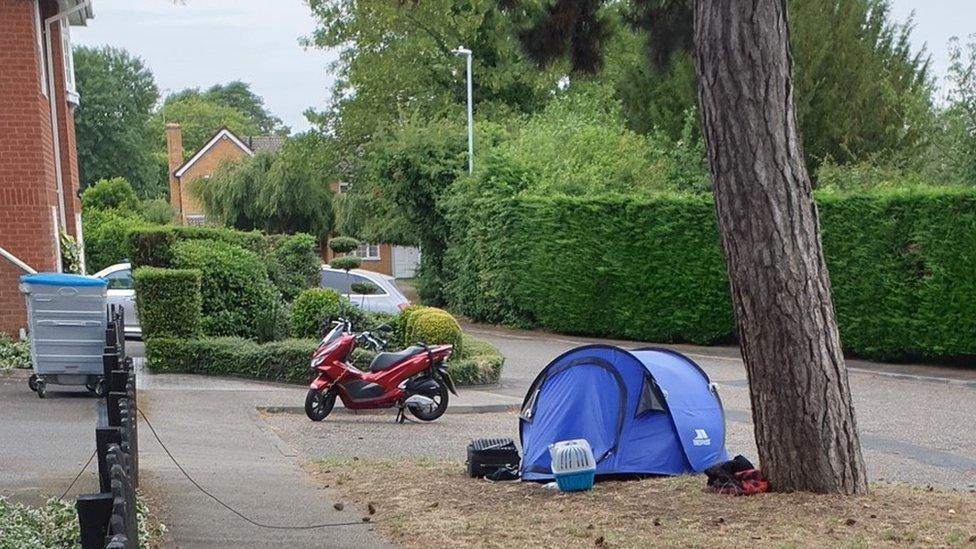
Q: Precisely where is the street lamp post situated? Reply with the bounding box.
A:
[452,47,474,174]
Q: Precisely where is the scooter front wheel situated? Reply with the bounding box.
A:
[305,389,336,422]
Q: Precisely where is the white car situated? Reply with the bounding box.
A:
[320,266,411,315]
[92,262,141,337]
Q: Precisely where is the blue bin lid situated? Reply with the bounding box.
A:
[20,273,107,287]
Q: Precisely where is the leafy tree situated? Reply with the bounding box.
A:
[789,0,933,169]
[153,95,261,158]
[81,177,140,212]
[354,118,469,304]
[922,35,976,185]
[305,0,563,164]
[191,152,271,231]
[190,133,334,237]
[73,46,162,197]
[604,0,933,170]
[167,81,288,136]
[511,0,868,493]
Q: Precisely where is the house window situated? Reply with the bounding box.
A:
[352,243,380,261]
[61,21,78,104]
[186,214,207,226]
[338,182,351,194]
[34,1,47,96]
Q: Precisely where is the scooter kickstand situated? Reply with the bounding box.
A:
[394,401,406,424]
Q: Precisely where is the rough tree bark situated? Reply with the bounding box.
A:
[693,0,868,494]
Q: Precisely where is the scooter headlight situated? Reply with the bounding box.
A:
[311,355,326,368]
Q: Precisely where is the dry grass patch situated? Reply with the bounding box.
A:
[309,459,976,548]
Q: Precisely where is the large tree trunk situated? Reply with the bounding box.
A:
[693,0,867,494]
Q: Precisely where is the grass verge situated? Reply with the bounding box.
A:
[310,458,976,548]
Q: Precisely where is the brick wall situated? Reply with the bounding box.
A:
[0,0,76,336]
[177,135,250,221]
[321,240,395,277]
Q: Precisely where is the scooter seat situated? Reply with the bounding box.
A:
[369,345,427,372]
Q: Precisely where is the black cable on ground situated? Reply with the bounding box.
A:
[59,449,96,500]
[136,407,370,530]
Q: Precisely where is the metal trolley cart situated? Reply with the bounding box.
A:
[19,273,108,398]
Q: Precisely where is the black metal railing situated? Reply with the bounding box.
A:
[77,306,140,548]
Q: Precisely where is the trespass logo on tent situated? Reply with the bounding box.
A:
[693,429,711,446]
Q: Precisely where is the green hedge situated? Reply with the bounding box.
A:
[146,337,317,383]
[265,233,321,301]
[127,226,318,301]
[133,267,202,339]
[449,334,504,385]
[82,209,150,273]
[146,332,504,386]
[445,187,976,361]
[171,239,279,338]
[290,288,342,338]
[127,225,265,268]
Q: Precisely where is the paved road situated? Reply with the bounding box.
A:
[460,323,976,490]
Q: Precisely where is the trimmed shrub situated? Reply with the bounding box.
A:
[330,256,361,271]
[145,337,317,384]
[133,267,202,339]
[265,233,320,301]
[81,177,139,212]
[445,187,976,361]
[127,225,266,268]
[448,334,504,385]
[170,239,279,338]
[329,236,360,254]
[176,226,265,253]
[145,334,501,386]
[127,226,177,268]
[290,288,342,338]
[404,307,463,353]
[82,209,149,272]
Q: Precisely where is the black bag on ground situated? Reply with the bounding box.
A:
[466,438,520,480]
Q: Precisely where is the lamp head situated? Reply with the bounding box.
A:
[452,47,472,56]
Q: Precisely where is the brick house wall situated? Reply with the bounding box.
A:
[0,0,84,336]
[177,137,250,222]
[322,240,395,277]
[166,126,253,224]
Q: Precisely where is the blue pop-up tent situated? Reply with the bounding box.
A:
[520,345,728,481]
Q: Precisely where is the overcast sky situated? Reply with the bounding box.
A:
[73,0,975,134]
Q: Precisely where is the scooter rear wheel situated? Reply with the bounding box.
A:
[305,389,336,421]
[408,378,449,421]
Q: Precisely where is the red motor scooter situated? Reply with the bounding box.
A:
[305,319,458,422]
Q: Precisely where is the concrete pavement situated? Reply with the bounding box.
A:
[135,361,388,548]
[0,370,99,507]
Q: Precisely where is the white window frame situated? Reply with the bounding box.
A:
[338,182,351,194]
[61,21,78,104]
[34,1,47,97]
[352,243,381,261]
[185,214,207,226]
